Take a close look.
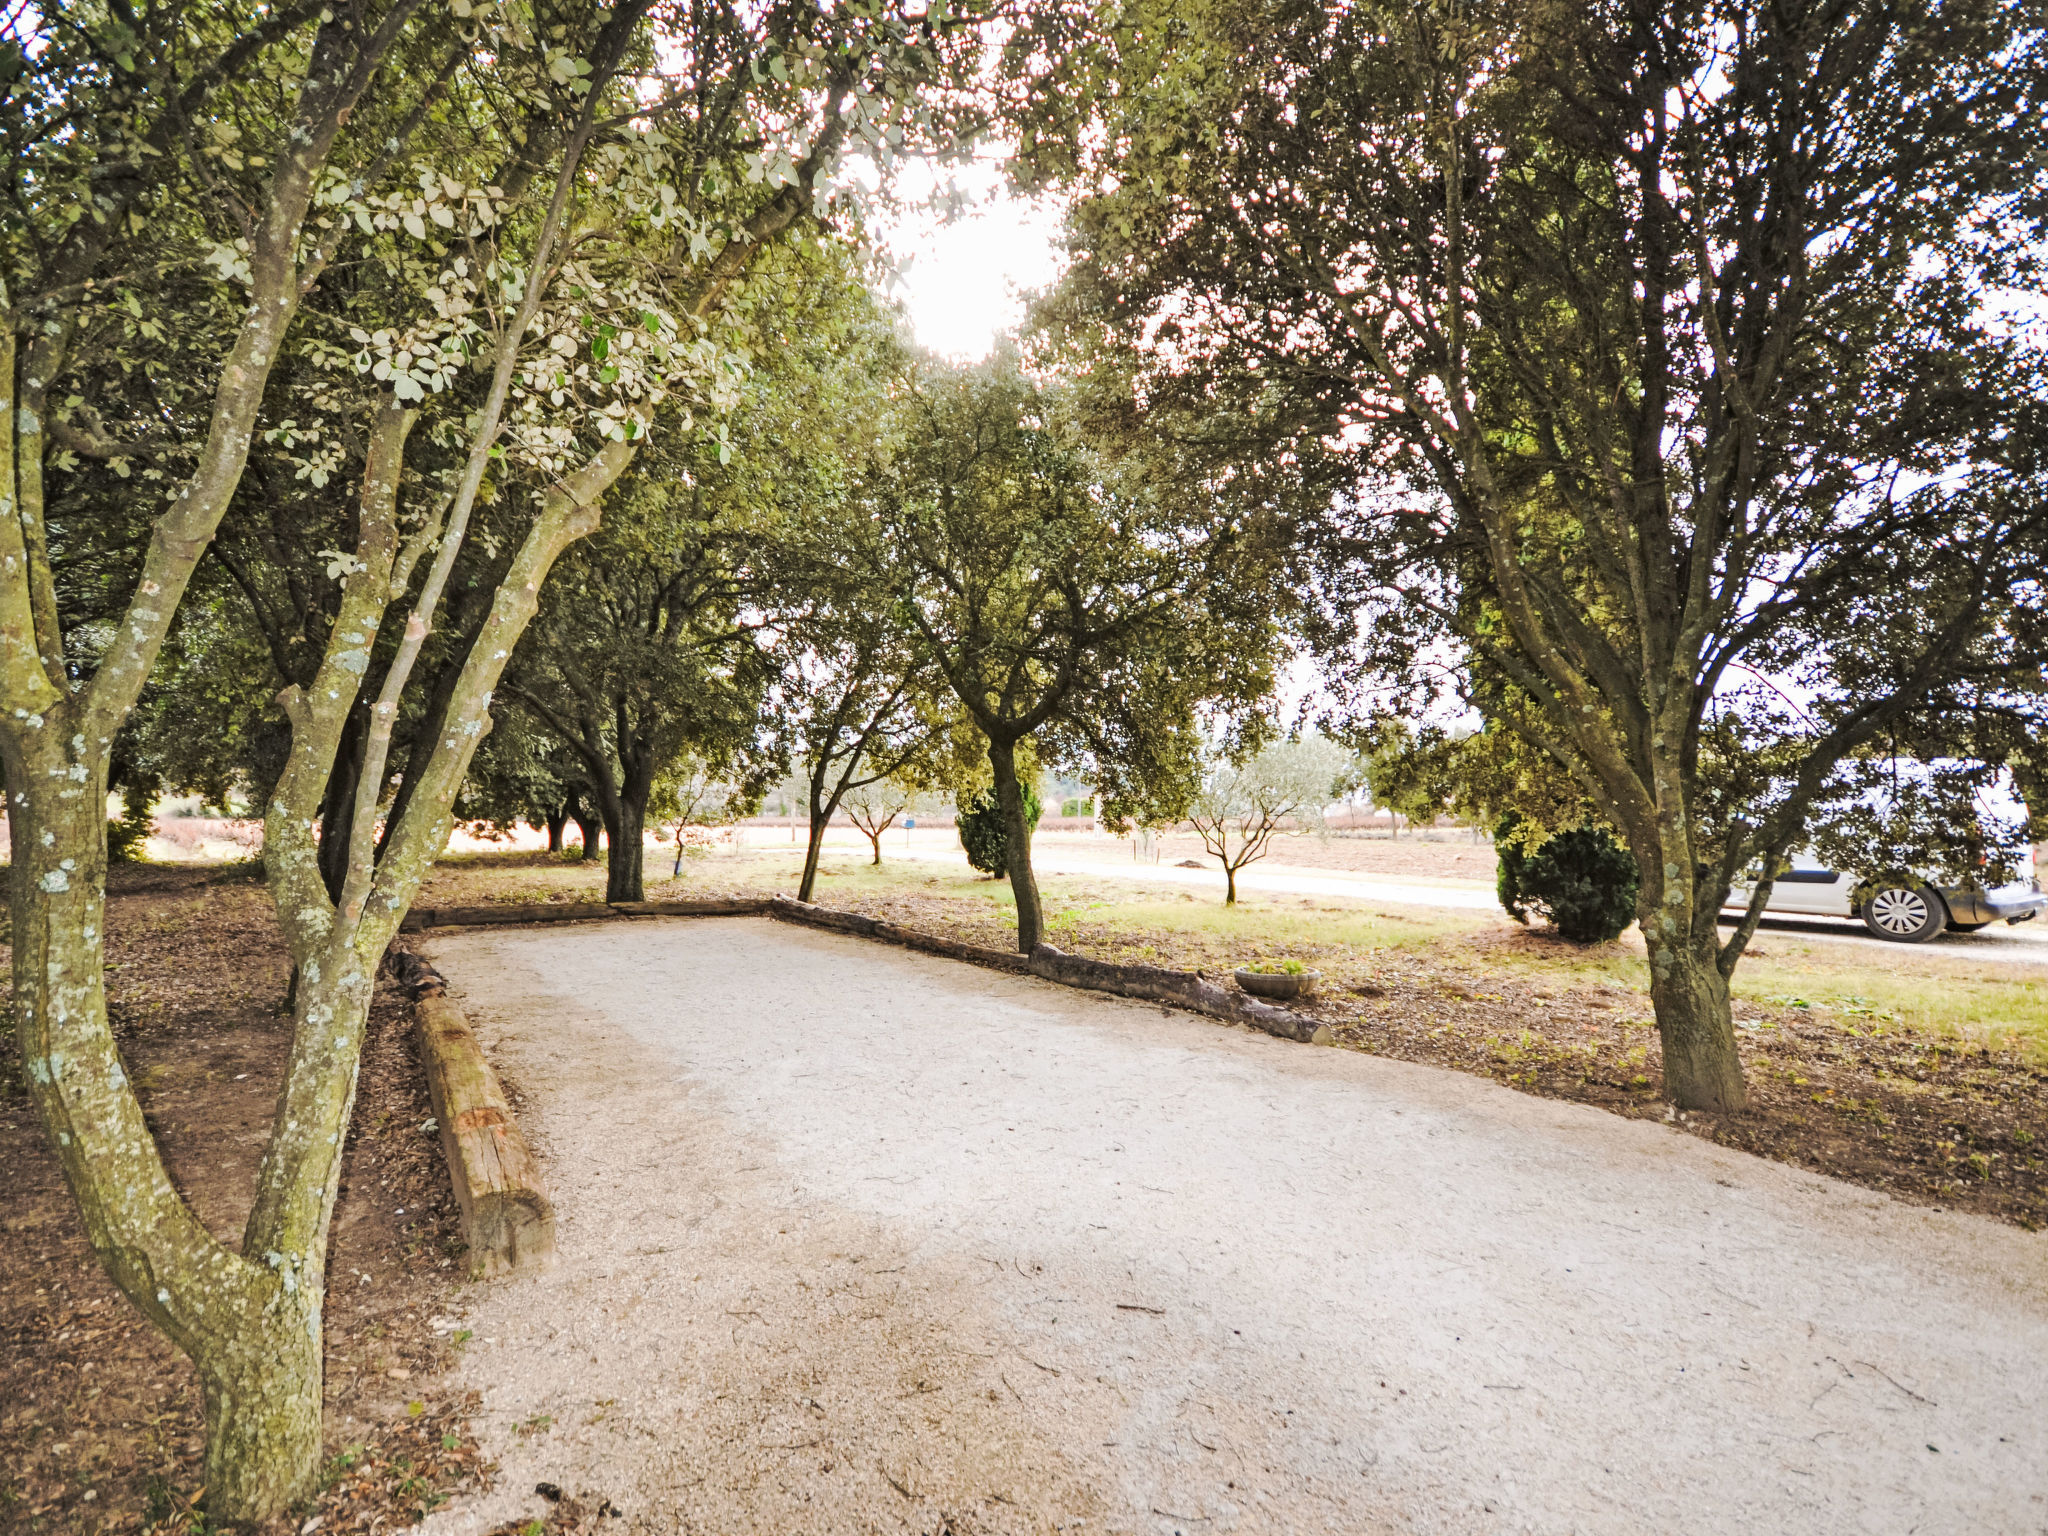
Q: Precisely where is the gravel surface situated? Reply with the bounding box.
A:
[419,917,2048,1536]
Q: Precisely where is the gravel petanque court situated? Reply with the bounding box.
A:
[417,916,2047,1536]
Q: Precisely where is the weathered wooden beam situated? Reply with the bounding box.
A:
[1025,943,1331,1045]
[414,988,554,1278]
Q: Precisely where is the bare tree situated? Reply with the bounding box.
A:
[843,771,925,865]
[1188,736,1354,904]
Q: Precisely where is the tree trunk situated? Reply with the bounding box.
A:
[569,794,603,861]
[1225,864,1238,905]
[199,1293,324,1519]
[868,828,883,865]
[1644,926,1748,1112]
[7,725,332,1521]
[545,805,567,852]
[606,772,649,903]
[798,813,829,902]
[315,703,368,902]
[988,737,1042,953]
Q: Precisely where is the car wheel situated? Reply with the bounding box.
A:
[1861,883,1946,943]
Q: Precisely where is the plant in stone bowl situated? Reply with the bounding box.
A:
[1233,958,1320,1001]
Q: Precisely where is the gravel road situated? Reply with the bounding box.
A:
[419,917,2047,1536]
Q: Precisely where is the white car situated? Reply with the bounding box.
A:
[1728,849,2047,943]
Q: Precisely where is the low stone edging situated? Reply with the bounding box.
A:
[1024,942,1332,1045]
[764,894,1031,973]
[384,949,555,1278]
[401,896,767,930]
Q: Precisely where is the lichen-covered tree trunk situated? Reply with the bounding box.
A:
[0,29,418,1512]
[989,737,1043,952]
[6,715,326,1517]
[198,1309,324,1519]
[1643,929,1746,1112]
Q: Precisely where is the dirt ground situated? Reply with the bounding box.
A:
[0,866,490,1534]
[418,918,2048,1536]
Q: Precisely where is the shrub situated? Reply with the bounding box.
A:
[957,784,1041,878]
[1496,813,1639,943]
[106,780,160,863]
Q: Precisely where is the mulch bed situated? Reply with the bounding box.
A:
[673,879,2048,1232]
[0,865,491,1534]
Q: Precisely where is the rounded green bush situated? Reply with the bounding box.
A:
[957,783,1041,878]
[1496,813,1640,943]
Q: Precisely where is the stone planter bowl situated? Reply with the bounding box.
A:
[1234,966,1319,1002]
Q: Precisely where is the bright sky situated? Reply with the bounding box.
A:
[873,155,1069,360]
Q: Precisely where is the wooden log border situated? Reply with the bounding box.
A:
[1022,941,1332,1045]
[398,893,1327,1045]
[384,949,555,1278]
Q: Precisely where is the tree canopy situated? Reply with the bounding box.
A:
[3,0,990,1514]
[859,356,1291,950]
[1012,0,2048,1109]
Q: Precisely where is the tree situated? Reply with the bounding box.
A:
[1016,0,2048,1110]
[782,618,944,900]
[504,244,915,902]
[501,473,776,903]
[842,769,924,864]
[744,286,946,903]
[5,1,985,1515]
[1362,716,1591,843]
[660,752,756,876]
[864,357,1288,950]
[1354,722,1447,838]
[1188,734,1352,904]
[5,6,469,1515]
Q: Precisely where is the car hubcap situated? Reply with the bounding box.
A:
[1870,888,1929,935]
